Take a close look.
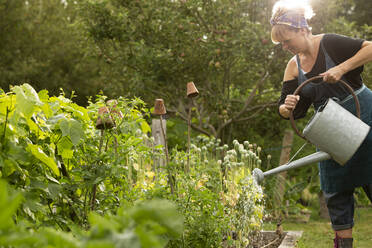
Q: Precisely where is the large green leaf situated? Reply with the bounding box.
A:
[0,181,23,231]
[27,144,60,176]
[59,118,84,146]
[129,199,183,238]
[0,94,15,118]
[12,84,43,118]
[41,228,81,248]
[57,136,74,159]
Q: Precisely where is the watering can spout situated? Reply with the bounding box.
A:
[253,151,331,184]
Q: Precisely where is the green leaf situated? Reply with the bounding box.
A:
[27,144,60,176]
[27,118,47,139]
[135,225,165,248]
[0,94,15,117]
[41,228,81,248]
[8,140,31,162]
[140,120,151,134]
[84,241,115,248]
[0,181,23,230]
[3,159,17,177]
[57,136,74,159]
[38,89,49,103]
[47,183,62,200]
[88,213,121,232]
[59,119,84,146]
[129,199,183,238]
[12,84,43,118]
[47,114,67,126]
[111,230,141,248]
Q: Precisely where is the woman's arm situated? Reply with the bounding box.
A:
[279,58,300,118]
[321,40,372,82]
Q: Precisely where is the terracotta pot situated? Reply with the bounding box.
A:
[187,81,199,98]
[153,99,166,115]
[96,106,114,129]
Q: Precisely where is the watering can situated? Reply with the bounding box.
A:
[253,75,371,184]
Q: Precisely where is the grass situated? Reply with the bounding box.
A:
[263,206,372,247]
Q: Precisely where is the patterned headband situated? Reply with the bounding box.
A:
[270,11,309,29]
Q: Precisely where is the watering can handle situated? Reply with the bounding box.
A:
[289,75,361,139]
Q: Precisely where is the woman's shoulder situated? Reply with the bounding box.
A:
[321,33,363,46]
[321,33,364,61]
[283,56,298,81]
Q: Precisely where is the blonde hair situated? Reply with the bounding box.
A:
[271,25,298,44]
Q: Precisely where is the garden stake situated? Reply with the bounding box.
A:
[186,82,199,173]
[91,100,124,210]
[159,114,175,194]
[153,99,175,194]
[187,104,192,173]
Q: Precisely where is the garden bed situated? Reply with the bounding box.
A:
[250,231,303,248]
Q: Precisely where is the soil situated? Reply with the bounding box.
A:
[249,231,286,248]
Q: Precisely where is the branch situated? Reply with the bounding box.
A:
[234,71,270,118]
[216,70,270,136]
[235,102,277,122]
[193,100,217,136]
[244,101,277,112]
[168,105,214,137]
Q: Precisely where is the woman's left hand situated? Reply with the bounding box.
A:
[319,66,346,83]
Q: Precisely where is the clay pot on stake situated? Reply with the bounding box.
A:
[153,99,174,194]
[92,100,123,210]
[96,107,115,130]
[186,82,199,173]
[92,105,113,210]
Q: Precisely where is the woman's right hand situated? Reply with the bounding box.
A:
[284,94,300,110]
[279,94,300,118]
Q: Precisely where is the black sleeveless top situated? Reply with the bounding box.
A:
[278,33,364,119]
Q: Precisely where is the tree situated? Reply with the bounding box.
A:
[79,0,288,142]
[0,0,105,105]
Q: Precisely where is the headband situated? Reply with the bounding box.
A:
[270,11,309,29]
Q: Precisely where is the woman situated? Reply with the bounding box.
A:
[270,0,372,247]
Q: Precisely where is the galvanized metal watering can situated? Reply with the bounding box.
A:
[253,75,371,184]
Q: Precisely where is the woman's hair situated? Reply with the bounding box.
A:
[270,0,314,43]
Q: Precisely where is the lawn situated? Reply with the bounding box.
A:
[263,207,372,247]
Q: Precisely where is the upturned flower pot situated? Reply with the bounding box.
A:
[153,99,166,115]
[96,106,114,130]
[187,81,199,98]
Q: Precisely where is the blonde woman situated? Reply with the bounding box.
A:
[271,0,372,247]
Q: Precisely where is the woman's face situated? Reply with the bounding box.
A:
[277,29,307,54]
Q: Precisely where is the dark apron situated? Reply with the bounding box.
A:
[296,39,372,193]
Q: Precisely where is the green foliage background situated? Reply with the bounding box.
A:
[1,0,372,245]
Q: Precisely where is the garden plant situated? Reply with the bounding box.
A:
[0,84,266,247]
